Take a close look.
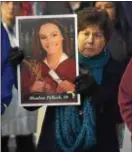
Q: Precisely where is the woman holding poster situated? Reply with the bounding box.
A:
[37,8,126,152]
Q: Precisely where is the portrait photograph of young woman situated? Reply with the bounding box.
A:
[16,15,80,107]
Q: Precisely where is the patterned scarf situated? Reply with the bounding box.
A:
[56,51,110,152]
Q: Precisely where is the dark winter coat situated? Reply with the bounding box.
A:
[37,57,126,152]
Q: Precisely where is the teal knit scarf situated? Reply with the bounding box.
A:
[56,51,110,152]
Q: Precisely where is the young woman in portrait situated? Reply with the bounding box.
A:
[21,20,76,102]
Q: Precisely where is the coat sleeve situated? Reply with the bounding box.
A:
[118,58,132,132]
[1,24,15,114]
[1,60,15,114]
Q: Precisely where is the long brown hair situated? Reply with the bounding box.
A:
[31,19,72,60]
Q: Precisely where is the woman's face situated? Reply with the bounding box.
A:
[1,2,21,23]
[39,23,64,56]
[95,2,116,22]
[78,25,106,57]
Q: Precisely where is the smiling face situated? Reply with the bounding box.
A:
[95,2,116,22]
[78,25,106,57]
[39,23,64,56]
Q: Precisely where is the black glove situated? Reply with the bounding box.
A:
[24,107,40,111]
[8,47,24,67]
[74,74,98,96]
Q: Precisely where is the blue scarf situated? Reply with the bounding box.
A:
[56,51,110,152]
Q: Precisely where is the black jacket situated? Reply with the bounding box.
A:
[37,57,126,152]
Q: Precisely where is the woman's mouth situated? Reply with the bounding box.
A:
[84,48,94,51]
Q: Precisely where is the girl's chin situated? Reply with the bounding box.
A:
[46,50,58,56]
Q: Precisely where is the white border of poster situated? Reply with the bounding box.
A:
[16,14,80,107]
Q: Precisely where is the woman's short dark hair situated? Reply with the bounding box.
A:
[77,8,112,42]
[32,19,72,59]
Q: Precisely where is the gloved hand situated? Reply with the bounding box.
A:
[8,47,24,67]
[74,74,98,96]
[24,107,40,111]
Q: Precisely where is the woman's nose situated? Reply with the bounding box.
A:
[87,34,94,44]
[45,37,52,46]
[45,39,49,46]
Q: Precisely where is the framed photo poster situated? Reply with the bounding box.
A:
[16,14,80,106]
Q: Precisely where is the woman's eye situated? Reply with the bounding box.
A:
[84,32,89,36]
[95,32,103,38]
[53,33,57,37]
[40,36,46,40]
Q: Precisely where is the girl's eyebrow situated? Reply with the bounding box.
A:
[39,34,46,37]
[51,31,59,34]
[39,30,59,36]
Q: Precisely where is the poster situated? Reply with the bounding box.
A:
[16,14,80,106]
